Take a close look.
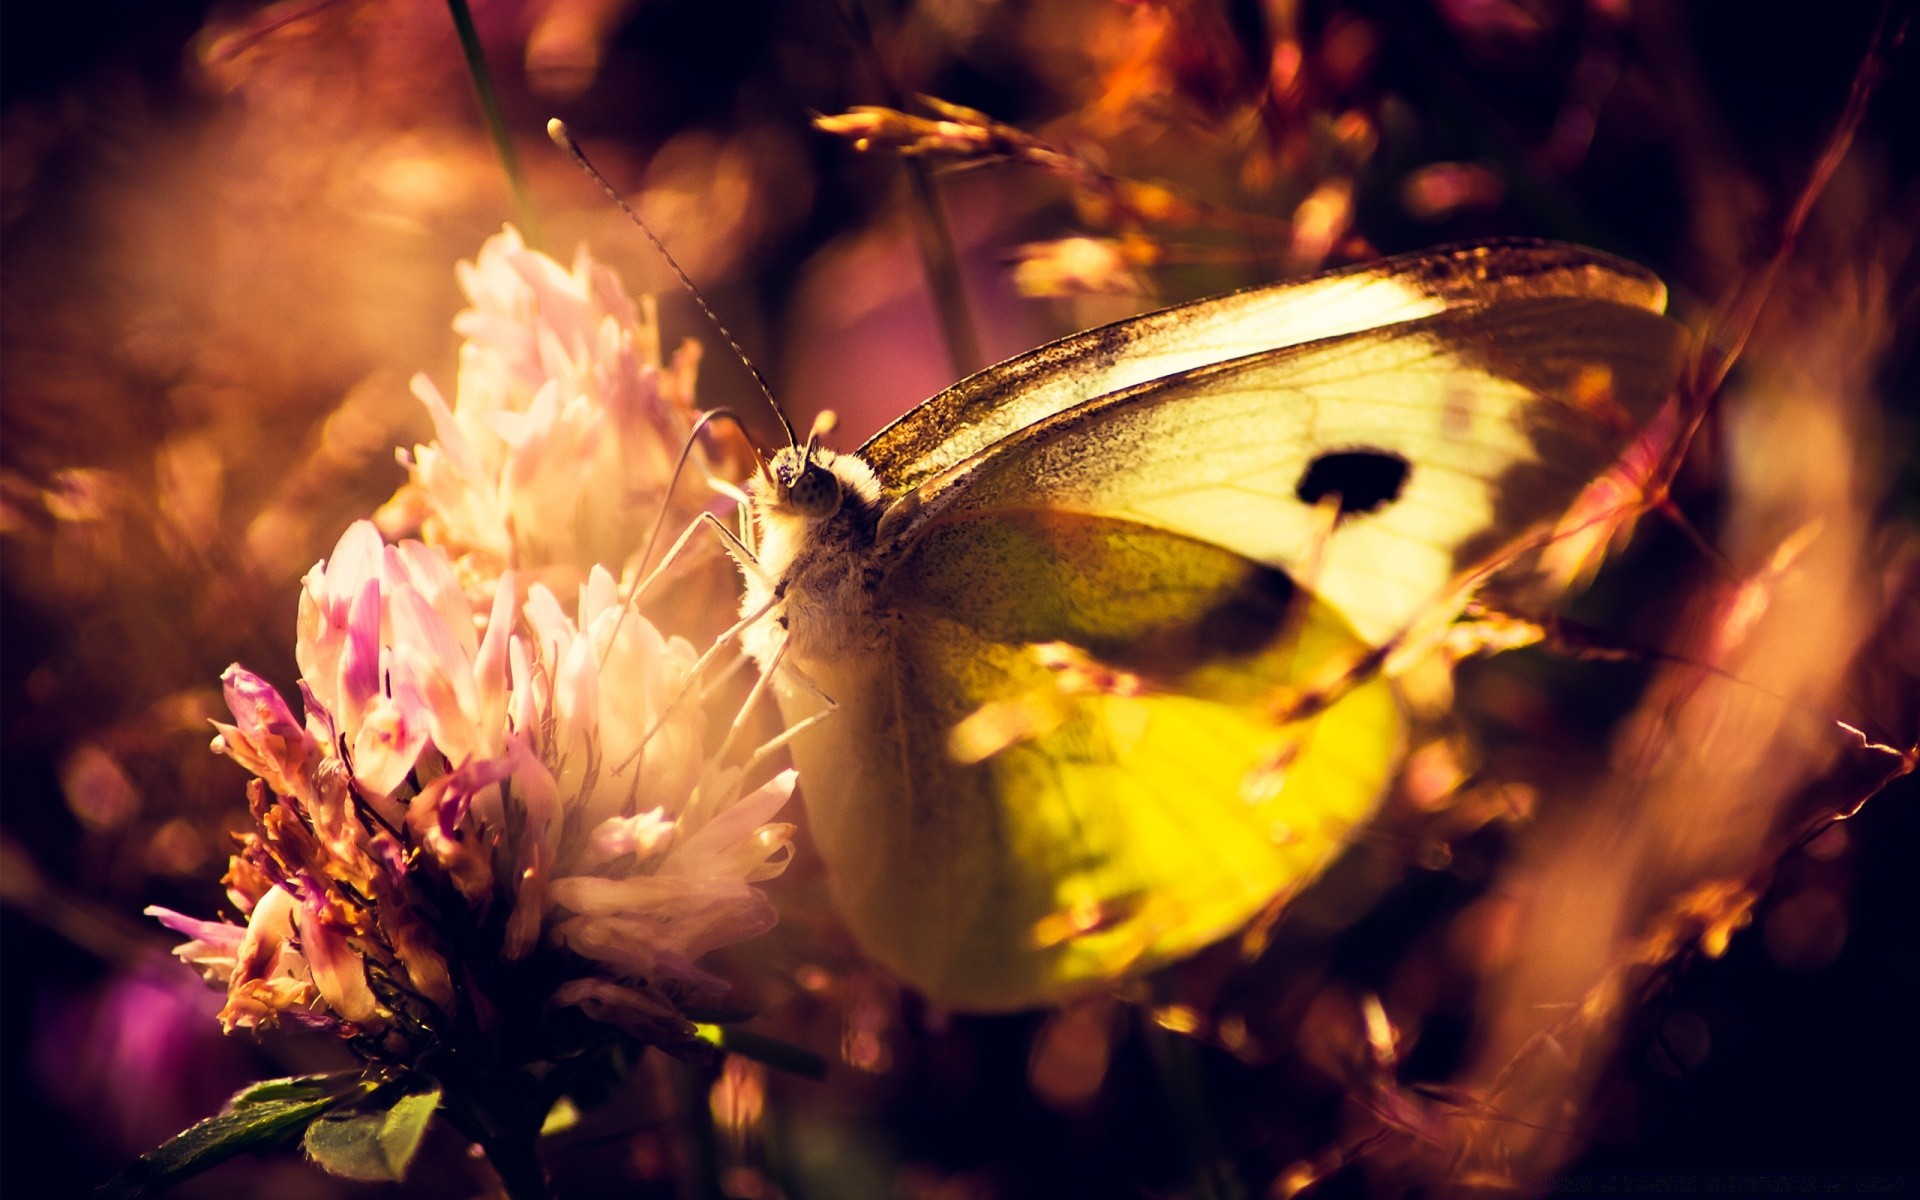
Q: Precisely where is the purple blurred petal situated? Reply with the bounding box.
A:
[145,905,246,947]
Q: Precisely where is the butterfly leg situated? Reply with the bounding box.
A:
[684,630,846,797]
[704,476,761,561]
[606,593,783,780]
[732,657,840,783]
[708,634,793,768]
[593,509,773,682]
[628,509,772,605]
[741,654,838,773]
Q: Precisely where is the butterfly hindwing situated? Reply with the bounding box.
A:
[784,509,1400,1011]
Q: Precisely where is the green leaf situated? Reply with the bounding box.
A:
[694,1024,828,1080]
[229,1072,365,1107]
[96,1074,369,1199]
[302,1086,442,1183]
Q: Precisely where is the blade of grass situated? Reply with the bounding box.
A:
[837,0,984,378]
[904,160,985,378]
[1141,1014,1245,1200]
[446,0,541,244]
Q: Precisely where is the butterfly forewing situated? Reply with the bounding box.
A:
[860,241,1671,500]
[882,296,1686,647]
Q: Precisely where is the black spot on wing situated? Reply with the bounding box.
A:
[1295,450,1411,517]
[1190,564,1299,660]
[887,510,1307,689]
[1100,558,1300,681]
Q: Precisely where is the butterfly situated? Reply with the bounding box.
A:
[733,240,1687,1012]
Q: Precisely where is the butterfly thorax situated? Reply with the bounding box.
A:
[742,446,890,664]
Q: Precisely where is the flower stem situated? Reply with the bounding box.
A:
[1141,1014,1243,1200]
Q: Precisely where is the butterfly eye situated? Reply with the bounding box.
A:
[1295,449,1411,518]
[786,462,843,519]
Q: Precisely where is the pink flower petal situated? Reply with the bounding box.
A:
[228,886,298,996]
[472,570,516,740]
[666,770,797,880]
[500,739,561,960]
[583,807,675,868]
[145,907,247,982]
[213,667,315,797]
[548,978,691,1037]
[350,695,427,799]
[392,539,476,659]
[404,774,494,906]
[322,521,388,616]
[410,372,483,482]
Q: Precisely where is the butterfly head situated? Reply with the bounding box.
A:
[769,446,844,519]
[757,442,883,518]
[754,409,880,525]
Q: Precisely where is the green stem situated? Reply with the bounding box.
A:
[676,1057,728,1200]
[445,0,541,244]
[694,1024,828,1080]
[436,1073,550,1200]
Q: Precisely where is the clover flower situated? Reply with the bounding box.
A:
[149,521,794,1055]
[125,223,795,1195]
[376,225,745,606]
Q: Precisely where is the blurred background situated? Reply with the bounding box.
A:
[3,0,1916,1196]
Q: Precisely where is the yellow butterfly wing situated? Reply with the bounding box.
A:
[788,509,1400,1011]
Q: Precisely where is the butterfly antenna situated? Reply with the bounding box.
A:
[547,118,797,449]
